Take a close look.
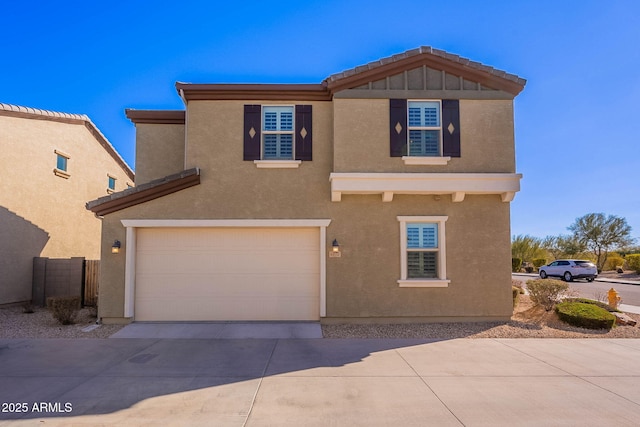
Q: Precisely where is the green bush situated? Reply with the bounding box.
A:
[555,301,616,330]
[526,279,569,311]
[627,254,640,274]
[46,296,81,325]
[512,258,522,273]
[532,258,547,268]
[604,255,625,271]
[563,298,619,312]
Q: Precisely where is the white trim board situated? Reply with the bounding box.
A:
[121,219,331,228]
[329,172,522,202]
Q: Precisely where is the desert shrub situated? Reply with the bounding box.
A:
[627,254,640,274]
[526,279,569,311]
[512,258,522,273]
[46,296,81,325]
[512,286,520,307]
[555,301,616,330]
[604,255,625,271]
[512,279,525,294]
[532,258,547,268]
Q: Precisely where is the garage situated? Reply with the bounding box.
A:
[132,225,323,321]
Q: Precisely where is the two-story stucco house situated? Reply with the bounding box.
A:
[87,46,526,324]
[0,103,134,305]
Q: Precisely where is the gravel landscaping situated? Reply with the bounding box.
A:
[1,294,639,339]
[0,306,123,339]
[323,295,640,339]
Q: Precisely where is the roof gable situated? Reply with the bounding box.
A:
[0,103,134,181]
[324,46,526,96]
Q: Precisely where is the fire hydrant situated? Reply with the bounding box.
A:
[608,288,621,309]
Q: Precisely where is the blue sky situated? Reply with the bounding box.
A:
[2,0,639,242]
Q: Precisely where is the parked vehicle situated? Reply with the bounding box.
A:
[539,260,597,282]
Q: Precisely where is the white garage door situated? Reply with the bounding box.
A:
[134,227,320,321]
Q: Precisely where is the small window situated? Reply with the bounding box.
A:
[262,106,294,160]
[56,154,67,171]
[107,175,116,192]
[54,150,70,178]
[397,216,449,287]
[408,101,441,157]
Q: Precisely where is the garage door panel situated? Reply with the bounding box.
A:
[134,227,320,321]
[135,273,320,298]
[137,250,318,274]
[136,296,318,322]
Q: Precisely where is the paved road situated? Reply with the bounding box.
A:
[513,274,640,306]
[1,338,640,426]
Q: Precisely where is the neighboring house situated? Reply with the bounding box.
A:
[0,103,134,305]
[87,46,526,324]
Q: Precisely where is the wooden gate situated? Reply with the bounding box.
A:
[83,260,100,307]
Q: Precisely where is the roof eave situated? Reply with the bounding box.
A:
[175,83,332,101]
[86,168,200,216]
[125,109,186,125]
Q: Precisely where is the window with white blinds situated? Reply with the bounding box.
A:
[397,216,449,287]
[408,101,441,157]
[263,106,294,160]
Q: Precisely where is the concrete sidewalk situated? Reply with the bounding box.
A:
[1,338,639,426]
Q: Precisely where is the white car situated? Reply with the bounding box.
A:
[538,260,598,282]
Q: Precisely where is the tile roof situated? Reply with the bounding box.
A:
[0,102,90,121]
[86,168,201,216]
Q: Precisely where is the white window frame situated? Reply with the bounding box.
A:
[397,216,450,287]
[261,105,295,160]
[402,100,451,166]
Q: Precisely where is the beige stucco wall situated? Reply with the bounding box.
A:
[97,97,514,323]
[333,98,515,173]
[0,114,133,304]
[134,123,185,185]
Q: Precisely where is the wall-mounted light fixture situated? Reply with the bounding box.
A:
[111,240,121,254]
[330,239,341,258]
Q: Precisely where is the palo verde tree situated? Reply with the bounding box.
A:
[511,234,545,263]
[568,213,635,271]
[542,234,587,260]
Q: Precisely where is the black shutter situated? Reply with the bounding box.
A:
[442,99,460,157]
[295,105,312,161]
[389,99,407,157]
[243,105,261,161]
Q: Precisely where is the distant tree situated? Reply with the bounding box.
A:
[568,213,635,271]
[542,235,587,260]
[511,234,544,263]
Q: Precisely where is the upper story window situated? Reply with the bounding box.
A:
[390,99,460,165]
[263,106,294,160]
[56,154,68,171]
[244,104,313,168]
[54,150,70,178]
[408,101,441,156]
[108,175,117,192]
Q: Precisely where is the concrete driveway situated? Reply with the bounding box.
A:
[1,338,640,426]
